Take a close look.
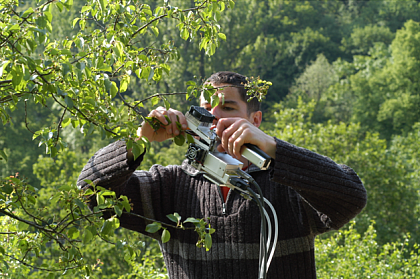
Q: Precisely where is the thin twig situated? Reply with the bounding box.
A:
[128,1,208,45]
[4,253,82,272]
[24,100,36,134]
[133,92,188,108]
[55,107,67,145]
[123,211,195,230]
[0,80,12,85]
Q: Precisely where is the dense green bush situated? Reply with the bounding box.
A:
[316,222,420,278]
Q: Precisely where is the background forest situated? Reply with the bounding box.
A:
[1,0,420,278]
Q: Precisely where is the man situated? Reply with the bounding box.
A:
[78,71,367,278]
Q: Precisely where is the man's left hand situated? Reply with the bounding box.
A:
[213,118,276,160]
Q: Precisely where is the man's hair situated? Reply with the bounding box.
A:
[206,71,261,114]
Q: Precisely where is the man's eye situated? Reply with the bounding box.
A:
[223,107,234,111]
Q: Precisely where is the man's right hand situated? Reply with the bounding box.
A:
[137,107,188,142]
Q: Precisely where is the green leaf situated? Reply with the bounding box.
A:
[218,33,226,41]
[131,141,144,160]
[114,204,123,217]
[110,81,118,98]
[120,76,129,93]
[148,68,155,81]
[166,213,180,224]
[140,66,150,79]
[151,26,159,37]
[18,221,29,231]
[83,189,94,196]
[49,195,60,207]
[11,66,24,88]
[82,228,93,244]
[61,118,71,128]
[214,10,221,21]
[96,193,105,205]
[181,27,189,40]
[163,98,170,110]
[64,96,74,108]
[68,227,80,239]
[173,134,185,146]
[145,222,161,233]
[0,149,7,162]
[121,196,131,212]
[0,61,10,77]
[161,229,171,243]
[100,219,114,236]
[72,18,80,28]
[184,217,200,224]
[199,37,209,51]
[186,134,195,144]
[7,24,20,32]
[56,2,63,12]
[151,96,159,106]
[83,179,93,186]
[205,233,212,251]
[1,184,13,195]
[135,68,142,78]
[74,198,86,210]
[64,0,73,10]
[62,63,71,76]
[211,95,220,108]
[50,146,57,157]
[22,7,34,18]
[99,0,108,11]
[81,6,92,13]
[44,11,53,23]
[59,184,72,191]
[228,0,235,9]
[27,195,36,205]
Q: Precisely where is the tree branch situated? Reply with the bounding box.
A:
[0,79,12,85]
[4,253,82,272]
[55,107,67,144]
[133,92,188,109]
[123,211,195,230]
[128,1,208,45]
[24,100,36,134]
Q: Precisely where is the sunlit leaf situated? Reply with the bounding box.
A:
[145,222,161,233]
[161,229,171,243]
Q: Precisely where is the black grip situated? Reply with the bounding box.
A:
[188,106,215,123]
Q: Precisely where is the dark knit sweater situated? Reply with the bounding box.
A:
[77,138,367,279]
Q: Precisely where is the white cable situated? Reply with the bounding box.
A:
[263,197,278,271]
[263,208,272,257]
[260,207,272,279]
[230,185,279,276]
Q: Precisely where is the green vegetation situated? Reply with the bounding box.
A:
[1,0,420,277]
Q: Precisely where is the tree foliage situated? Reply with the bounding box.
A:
[0,0,237,276]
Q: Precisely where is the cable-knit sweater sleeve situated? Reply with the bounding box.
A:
[271,137,367,233]
[76,140,173,240]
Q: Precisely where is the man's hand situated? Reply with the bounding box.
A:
[137,107,188,142]
[213,118,277,160]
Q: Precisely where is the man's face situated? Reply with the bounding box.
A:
[200,83,256,124]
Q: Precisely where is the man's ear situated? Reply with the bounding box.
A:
[249,111,262,128]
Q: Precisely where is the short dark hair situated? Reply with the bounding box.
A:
[206,71,261,114]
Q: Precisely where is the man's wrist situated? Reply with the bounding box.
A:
[264,136,277,159]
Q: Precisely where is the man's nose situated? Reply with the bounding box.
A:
[210,106,220,125]
[210,107,219,124]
